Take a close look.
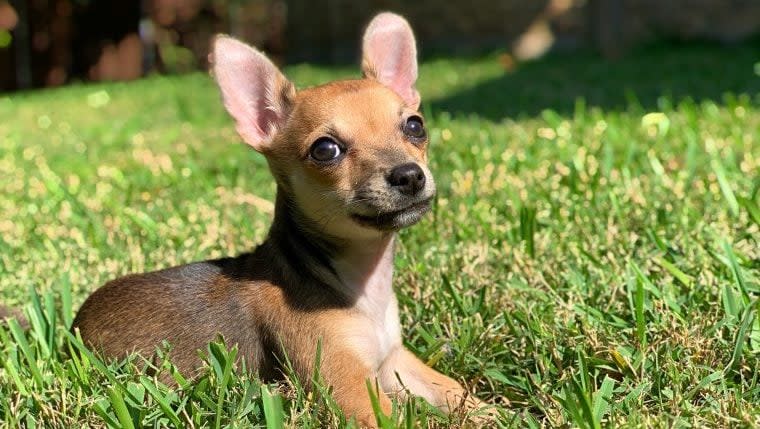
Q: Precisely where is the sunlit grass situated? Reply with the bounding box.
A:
[1,41,759,427]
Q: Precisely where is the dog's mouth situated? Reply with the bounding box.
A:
[350,197,433,230]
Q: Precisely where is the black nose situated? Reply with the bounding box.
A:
[387,163,426,196]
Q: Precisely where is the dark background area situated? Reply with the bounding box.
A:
[1,0,759,93]
[431,40,760,120]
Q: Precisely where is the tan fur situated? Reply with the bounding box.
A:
[73,13,488,428]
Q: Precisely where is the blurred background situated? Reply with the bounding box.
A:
[1,0,759,92]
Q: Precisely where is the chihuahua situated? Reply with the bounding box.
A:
[74,12,485,427]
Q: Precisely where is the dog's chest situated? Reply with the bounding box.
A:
[344,291,402,371]
[335,256,402,369]
[357,290,402,357]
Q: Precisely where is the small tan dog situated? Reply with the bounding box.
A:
[74,12,485,427]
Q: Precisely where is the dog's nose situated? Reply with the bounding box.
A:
[387,163,426,196]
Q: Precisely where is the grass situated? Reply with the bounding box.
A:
[1,41,759,427]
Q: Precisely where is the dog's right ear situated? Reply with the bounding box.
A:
[211,36,295,152]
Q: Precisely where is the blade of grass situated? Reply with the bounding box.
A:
[592,376,615,424]
[711,159,739,217]
[2,350,29,395]
[260,385,285,429]
[721,240,749,302]
[140,376,183,428]
[725,300,757,372]
[654,257,693,288]
[7,318,44,387]
[61,274,73,329]
[627,264,647,349]
[107,386,136,429]
[366,379,393,428]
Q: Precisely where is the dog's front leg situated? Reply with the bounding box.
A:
[378,347,485,413]
[290,343,393,428]
[327,358,392,428]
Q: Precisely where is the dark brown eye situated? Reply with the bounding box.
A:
[309,137,344,162]
[403,116,426,140]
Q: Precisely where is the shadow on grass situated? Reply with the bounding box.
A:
[430,40,760,120]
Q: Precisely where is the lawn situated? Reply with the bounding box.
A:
[1,41,759,427]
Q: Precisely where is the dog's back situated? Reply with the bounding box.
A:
[73,255,272,376]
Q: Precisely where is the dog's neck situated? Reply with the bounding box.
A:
[330,235,396,312]
[267,191,396,306]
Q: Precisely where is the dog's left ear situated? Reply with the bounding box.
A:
[361,12,420,110]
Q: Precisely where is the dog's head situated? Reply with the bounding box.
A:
[212,13,434,240]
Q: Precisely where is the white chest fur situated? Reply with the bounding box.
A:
[353,286,403,367]
[331,237,402,369]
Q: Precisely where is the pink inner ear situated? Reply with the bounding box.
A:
[213,36,289,150]
[363,13,420,108]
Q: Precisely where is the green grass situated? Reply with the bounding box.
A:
[1,41,759,427]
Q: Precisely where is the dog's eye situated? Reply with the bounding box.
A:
[403,116,426,140]
[309,138,343,162]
